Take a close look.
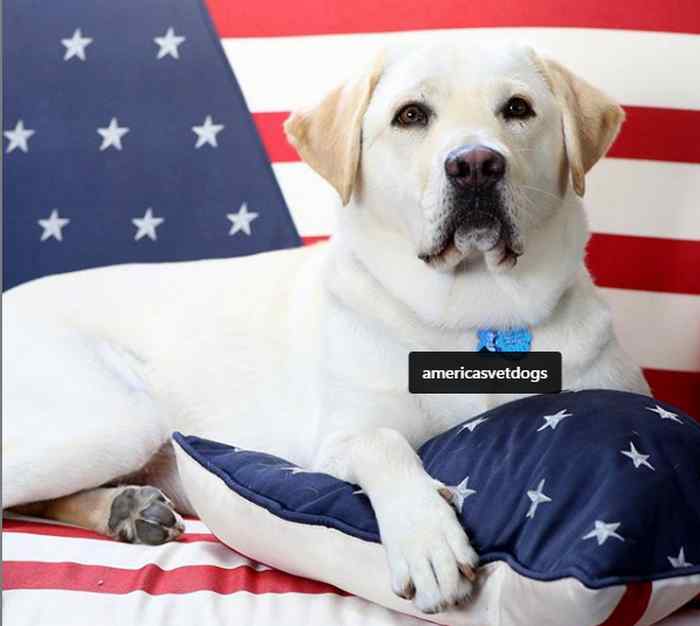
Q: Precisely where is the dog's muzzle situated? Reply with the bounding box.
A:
[418,145,521,270]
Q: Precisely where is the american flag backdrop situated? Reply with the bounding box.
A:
[3,1,700,624]
[3,0,301,289]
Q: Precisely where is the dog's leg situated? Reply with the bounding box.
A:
[12,485,185,545]
[2,313,173,510]
[314,427,478,614]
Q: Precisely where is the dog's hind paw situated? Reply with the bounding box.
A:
[108,486,185,545]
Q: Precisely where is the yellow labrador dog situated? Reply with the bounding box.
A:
[3,42,648,613]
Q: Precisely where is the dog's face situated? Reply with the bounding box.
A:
[285,42,623,273]
[361,43,567,271]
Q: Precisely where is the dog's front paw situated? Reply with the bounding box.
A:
[377,479,479,614]
[108,486,185,545]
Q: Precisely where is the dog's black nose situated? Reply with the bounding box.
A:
[444,145,506,189]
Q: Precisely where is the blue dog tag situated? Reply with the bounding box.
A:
[476,328,532,352]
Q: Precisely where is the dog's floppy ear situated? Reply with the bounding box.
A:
[284,53,384,205]
[541,58,624,197]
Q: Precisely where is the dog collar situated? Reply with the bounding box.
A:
[477,328,532,352]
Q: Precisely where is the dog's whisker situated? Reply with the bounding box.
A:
[518,184,561,202]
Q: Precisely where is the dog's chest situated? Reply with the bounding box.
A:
[329,313,520,431]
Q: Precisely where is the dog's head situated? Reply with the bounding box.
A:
[285,42,623,273]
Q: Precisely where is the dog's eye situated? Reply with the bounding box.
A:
[502,97,535,120]
[393,103,430,128]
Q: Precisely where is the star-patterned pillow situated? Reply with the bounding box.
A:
[172,390,700,626]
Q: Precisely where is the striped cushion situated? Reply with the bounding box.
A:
[3,519,699,626]
[2,516,420,625]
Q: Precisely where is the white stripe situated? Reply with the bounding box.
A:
[586,160,700,241]
[273,163,339,236]
[224,29,700,111]
[274,161,700,241]
[602,288,700,373]
[2,531,269,572]
[641,574,700,625]
[3,589,423,626]
[183,519,213,534]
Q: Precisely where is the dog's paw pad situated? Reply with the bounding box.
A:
[108,486,185,545]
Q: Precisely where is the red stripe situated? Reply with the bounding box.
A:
[301,235,329,246]
[644,368,700,420]
[254,113,297,164]
[611,107,700,164]
[586,234,700,296]
[206,0,700,37]
[3,561,345,596]
[597,582,652,626]
[255,108,700,166]
[2,519,218,543]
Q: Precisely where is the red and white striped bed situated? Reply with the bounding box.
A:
[3,2,699,624]
[2,516,431,625]
[4,514,700,625]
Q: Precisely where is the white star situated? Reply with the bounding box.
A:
[537,409,572,432]
[227,203,259,236]
[444,476,477,513]
[38,210,70,242]
[154,27,186,60]
[280,466,314,475]
[620,442,655,471]
[61,28,93,61]
[192,115,224,148]
[459,417,488,433]
[97,118,129,151]
[647,405,683,423]
[582,520,624,546]
[4,120,35,153]
[668,547,693,568]
[526,479,552,519]
[132,208,164,241]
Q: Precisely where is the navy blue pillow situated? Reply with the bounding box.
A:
[174,390,700,588]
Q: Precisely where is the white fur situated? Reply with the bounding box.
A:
[2,42,648,614]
